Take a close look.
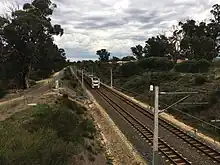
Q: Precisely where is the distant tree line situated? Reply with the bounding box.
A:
[0,0,66,90]
[95,4,220,64]
[77,4,220,79]
[131,4,220,62]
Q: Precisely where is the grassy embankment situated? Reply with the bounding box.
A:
[0,76,106,165]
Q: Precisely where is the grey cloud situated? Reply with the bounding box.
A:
[74,20,127,29]
[3,0,218,60]
[139,22,157,30]
[82,16,107,21]
[126,35,147,41]
[124,8,148,15]
[111,33,147,41]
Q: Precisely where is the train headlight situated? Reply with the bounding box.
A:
[150,85,154,92]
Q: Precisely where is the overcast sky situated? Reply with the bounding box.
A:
[0,0,219,61]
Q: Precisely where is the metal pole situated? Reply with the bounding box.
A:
[82,69,84,86]
[110,68,113,88]
[153,86,159,165]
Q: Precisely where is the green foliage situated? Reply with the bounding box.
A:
[0,125,74,165]
[212,60,220,67]
[0,100,98,165]
[121,56,136,61]
[96,49,110,62]
[175,60,198,73]
[110,56,120,62]
[120,62,140,77]
[208,92,218,105]
[0,88,7,99]
[194,75,206,85]
[62,68,71,80]
[145,35,172,58]
[137,57,174,71]
[61,97,86,115]
[123,75,149,93]
[29,102,90,143]
[196,59,211,72]
[129,4,220,62]
[0,0,66,89]
[175,60,211,73]
[131,44,145,59]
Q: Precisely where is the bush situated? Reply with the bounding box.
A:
[196,59,211,73]
[175,59,211,73]
[0,101,97,165]
[174,60,198,73]
[194,75,206,85]
[122,75,149,93]
[63,69,71,80]
[0,88,7,99]
[0,122,75,165]
[213,60,220,68]
[29,79,36,86]
[120,62,140,77]
[137,57,174,71]
[149,72,180,85]
[29,104,86,143]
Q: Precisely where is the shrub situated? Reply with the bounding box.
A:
[120,62,139,77]
[63,69,71,80]
[196,59,211,73]
[194,75,206,85]
[137,57,174,71]
[208,92,218,105]
[213,60,220,68]
[149,72,180,85]
[0,88,7,99]
[174,60,198,73]
[0,123,75,165]
[122,75,149,93]
[29,79,37,86]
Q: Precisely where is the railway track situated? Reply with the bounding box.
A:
[95,88,191,165]
[72,68,220,164]
[100,84,220,164]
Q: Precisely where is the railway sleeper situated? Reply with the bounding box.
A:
[160,148,170,151]
[164,151,173,154]
[168,154,178,158]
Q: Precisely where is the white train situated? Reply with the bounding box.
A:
[90,76,100,88]
[85,74,100,88]
[77,70,100,88]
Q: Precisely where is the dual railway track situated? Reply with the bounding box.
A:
[73,68,220,164]
[95,88,191,164]
[100,85,220,164]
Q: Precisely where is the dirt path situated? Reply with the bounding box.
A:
[0,70,62,121]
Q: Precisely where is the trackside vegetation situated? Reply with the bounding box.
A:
[0,96,103,165]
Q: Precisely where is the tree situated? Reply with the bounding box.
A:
[177,19,216,61]
[0,0,65,89]
[131,44,145,59]
[96,49,110,62]
[0,0,66,88]
[211,4,220,24]
[144,35,171,58]
[121,56,136,61]
[110,56,120,62]
[210,4,220,53]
